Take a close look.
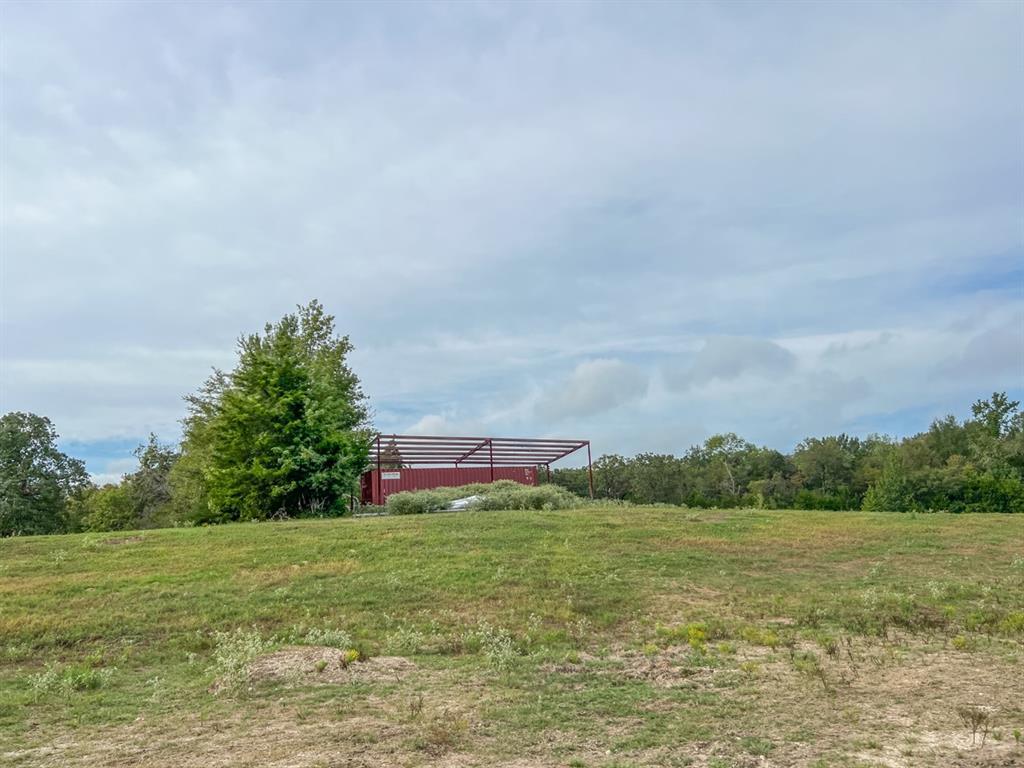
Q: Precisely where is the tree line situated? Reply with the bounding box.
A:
[1,300,1021,536]
[550,392,1024,513]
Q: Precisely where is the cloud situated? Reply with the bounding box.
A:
[937,314,1024,379]
[822,331,896,359]
[666,337,796,390]
[0,2,1021,472]
[534,359,648,422]
[89,457,138,486]
[405,413,488,436]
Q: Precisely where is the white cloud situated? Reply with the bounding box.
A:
[534,359,648,422]
[937,314,1024,380]
[89,457,137,486]
[405,413,488,437]
[0,1,1021,471]
[665,337,796,390]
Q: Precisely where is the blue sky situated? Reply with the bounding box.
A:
[1,1,1021,482]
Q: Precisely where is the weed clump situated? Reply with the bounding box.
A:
[740,626,781,648]
[385,625,427,655]
[741,736,775,756]
[28,663,115,699]
[416,709,469,755]
[292,625,352,650]
[386,480,582,515]
[957,705,994,746]
[951,634,975,651]
[999,611,1024,635]
[655,620,729,652]
[465,620,519,671]
[208,628,274,693]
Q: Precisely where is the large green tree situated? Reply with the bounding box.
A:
[0,412,89,536]
[176,301,370,521]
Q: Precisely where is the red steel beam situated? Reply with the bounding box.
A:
[376,434,586,446]
[375,434,382,505]
[368,434,590,473]
[454,439,490,464]
[587,441,594,499]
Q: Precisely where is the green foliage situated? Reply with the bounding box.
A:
[75,483,136,532]
[27,663,116,699]
[862,452,913,512]
[0,412,89,536]
[792,434,862,499]
[208,628,276,693]
[74,434,179,532]
[592,454,632,499]
[740,736,775,756]
[126,434,177,527]
[11,385,1024,537]
[386,480,581,515]
[475,483,582,512]
[551,392,1024,513]
[177,300,370,522]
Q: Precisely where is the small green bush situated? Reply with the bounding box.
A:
[288,625,352,649]
[208,628,274,693]
[386,481,583,515]
[28,663,116,699]
[998,611,1024,635]
[476,483,581,511]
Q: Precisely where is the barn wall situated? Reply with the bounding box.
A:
[360,466,538,505]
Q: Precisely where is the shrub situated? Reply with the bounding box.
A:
[951,634,974,651]
[208,628,274,693]
[385,625,427,654]
[289,625,352,649]
[416,709,469,755]
[472,622,519,671]
[475,483,581,511]
[741,627,781,648]
[957,705,994,746]
[387,489,451,515]
[28,663,115,699]
[998,611,1024,635]
[386,480,583,515]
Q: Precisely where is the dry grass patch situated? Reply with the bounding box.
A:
[247,646,416,686]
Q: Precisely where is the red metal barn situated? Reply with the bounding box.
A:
[360,434,592,506]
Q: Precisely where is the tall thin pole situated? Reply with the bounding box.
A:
[545,464,551,484]
[375,434,382,505]
[586,441,594,499]
[488,438,494,482]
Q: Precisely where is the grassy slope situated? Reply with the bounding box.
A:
[1,507,1022,767]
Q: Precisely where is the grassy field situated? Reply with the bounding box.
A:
[1,507,1022,767]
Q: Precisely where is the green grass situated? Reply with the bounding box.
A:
[2,507,1023,766]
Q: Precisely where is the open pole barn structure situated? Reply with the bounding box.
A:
[360,434,593,505]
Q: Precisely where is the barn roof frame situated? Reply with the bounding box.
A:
[370,433,594,497]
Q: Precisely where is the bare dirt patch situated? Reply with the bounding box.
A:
[540,637,1024,767]
[739,639,1024,767]
[598,647,718,688]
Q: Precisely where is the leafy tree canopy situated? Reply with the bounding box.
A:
[551,392,1024,513]
[73,434,179,532]
[0,412,88,536]
[178,300,371,521]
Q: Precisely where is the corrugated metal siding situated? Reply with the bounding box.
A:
[360,466,537,505]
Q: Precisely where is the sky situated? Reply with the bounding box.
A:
[1,1,1022,483]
